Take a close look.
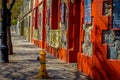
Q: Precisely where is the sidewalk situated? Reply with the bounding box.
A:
[0,32,88,80]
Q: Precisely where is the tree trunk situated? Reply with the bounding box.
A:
[7,27,13,55]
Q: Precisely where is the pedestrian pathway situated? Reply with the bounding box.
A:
[0,32,88,80]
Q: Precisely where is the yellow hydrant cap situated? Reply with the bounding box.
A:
[40,50,46,55]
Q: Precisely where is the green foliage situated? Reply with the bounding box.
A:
[11,18,17,25]
[0,0,1,8]
[11,0,23,25]
[0,0,23,25]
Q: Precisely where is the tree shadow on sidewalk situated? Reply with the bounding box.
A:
[0,60,39,80]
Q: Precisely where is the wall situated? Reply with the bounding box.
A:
[44,0,80,63]
[31,0,46,49]
[78,0,120,80]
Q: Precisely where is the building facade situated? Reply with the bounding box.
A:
[31,0,45,48]
[19,0,120,80]
[31,0,80,63]
[18,0,32,41]
[78,0,120,80]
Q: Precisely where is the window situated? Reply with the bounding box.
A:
[84,0,92,24]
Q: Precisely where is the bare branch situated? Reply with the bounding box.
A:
[9,0,15,11]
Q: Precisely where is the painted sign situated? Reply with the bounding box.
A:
[60,1,68,49]
[38,4,43,40]
[46,0,52,43]
[113,0,120,28]
[33,28,39,40]
[49,29,60,49]
[103,30,120,60]
[84,0,91,24]
[61,2,66,23]
[82,24,93,56]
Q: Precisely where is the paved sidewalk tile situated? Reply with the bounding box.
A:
[0,32,88,80]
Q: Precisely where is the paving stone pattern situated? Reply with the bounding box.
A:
[0,32,88,80]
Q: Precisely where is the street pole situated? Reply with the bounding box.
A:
[0,0,9,62]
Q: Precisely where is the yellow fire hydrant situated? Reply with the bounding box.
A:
[35,50,48,79]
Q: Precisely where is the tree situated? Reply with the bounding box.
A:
[6,0,15,55]
[0,0,23,25]
[9,0,23,25]
[0,0,23,55]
